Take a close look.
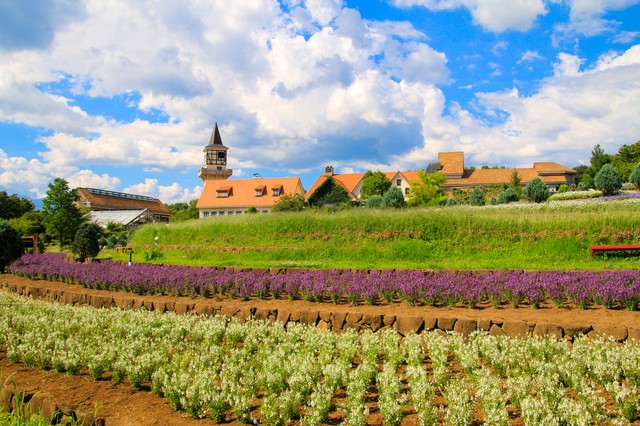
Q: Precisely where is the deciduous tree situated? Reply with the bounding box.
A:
[407,171,446,207]
[0,191,35,220]
[42,178,84,247]
[272,193,307,212]
[360,170,392,202]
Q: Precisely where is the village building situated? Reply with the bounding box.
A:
[77,187,170,229]
[195,123,306,217]
[305,166,420,204]
[428,152,576,192]
[307,152,576,203]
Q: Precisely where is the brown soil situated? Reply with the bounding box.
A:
[2,274,640,425]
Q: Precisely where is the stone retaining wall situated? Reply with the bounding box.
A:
[0,380,104,425]
[2,281,639,342]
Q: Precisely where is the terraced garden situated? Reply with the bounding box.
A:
[2,197,640,424]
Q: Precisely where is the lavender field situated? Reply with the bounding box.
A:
[9,254,640,310]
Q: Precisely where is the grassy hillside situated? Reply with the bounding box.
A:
[121,198,640,270]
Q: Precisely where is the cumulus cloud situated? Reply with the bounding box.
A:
[553,0,640,42]
[391,0,547,32]
[124,178,201,203]
[1,0,639,202]
[0,0,86,51]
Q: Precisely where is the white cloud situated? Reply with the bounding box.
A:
[391,0,547,32]
[123,178,201,203]
[66,170,121,191]
[518,50,544,63]
[553,52,584,76]
[554,0,640,42]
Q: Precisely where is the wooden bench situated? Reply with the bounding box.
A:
[590,245,640,257]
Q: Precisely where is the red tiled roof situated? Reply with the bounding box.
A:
[196,177,305,209]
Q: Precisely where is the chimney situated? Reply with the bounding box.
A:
[324,166,334,176]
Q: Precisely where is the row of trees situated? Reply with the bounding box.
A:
[575,141,640,188]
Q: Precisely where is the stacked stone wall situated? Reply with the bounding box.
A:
[2,281,639,342]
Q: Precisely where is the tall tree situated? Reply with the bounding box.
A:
[0,191,35,220]
[166,199,199,222]
[360,170,392,202]
[407,171,446,207]
[590,144,610,174]
[42,178,84,248]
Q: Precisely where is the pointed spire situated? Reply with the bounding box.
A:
[208,122,224,146]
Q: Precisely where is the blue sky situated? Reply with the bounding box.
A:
[1,0,639,203]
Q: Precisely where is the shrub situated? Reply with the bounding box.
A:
[498,187,519,204]
[577,182,590,191]
[272,193,307,212]
[0,220,23,273]
[629,162,640,190]
[72,223,101,262]
[445,197,458,207]
[143,247,164,262]
[489,197,498,205]
[523,178,550,203]
[247,206,258,214]
[118,232,128,247]
[381,186,406,208]
[557,184,569,193]
[469,187,486,206]
[594,164,622,196]
[366,195,383,208]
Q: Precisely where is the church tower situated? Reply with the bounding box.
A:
[198,122,233,182]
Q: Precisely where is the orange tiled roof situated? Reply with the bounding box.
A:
[438,152,464,177]
[533,162,577,174]
[197,177,305,209]
[305,173,363,200]
[77,187,170,216]
[441,167,574,187]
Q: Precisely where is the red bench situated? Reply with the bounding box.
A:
[590,245,640,257]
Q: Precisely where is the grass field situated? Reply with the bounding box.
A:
[113,197,640,270]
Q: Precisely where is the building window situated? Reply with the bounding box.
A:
[396,179,401,186]
[219,211,225,216]
[236,211,242,215]
[203,211,209,217]
[228,211,234,215]
[216,187,232,198]
[255,186,265,197]
[405,188,410,195]
[271,186,282,196]
[211,211,217,216]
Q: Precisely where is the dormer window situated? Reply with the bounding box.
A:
[271,185,283,196]
[216,186,232,198]
[255,185,266,197]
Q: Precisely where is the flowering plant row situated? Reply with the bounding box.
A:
[9,254,640,310]
[1,292,639,424]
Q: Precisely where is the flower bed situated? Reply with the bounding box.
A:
[9,254,640,310]
[1,292,639,424]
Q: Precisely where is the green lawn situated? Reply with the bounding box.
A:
[112,198,640,270]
